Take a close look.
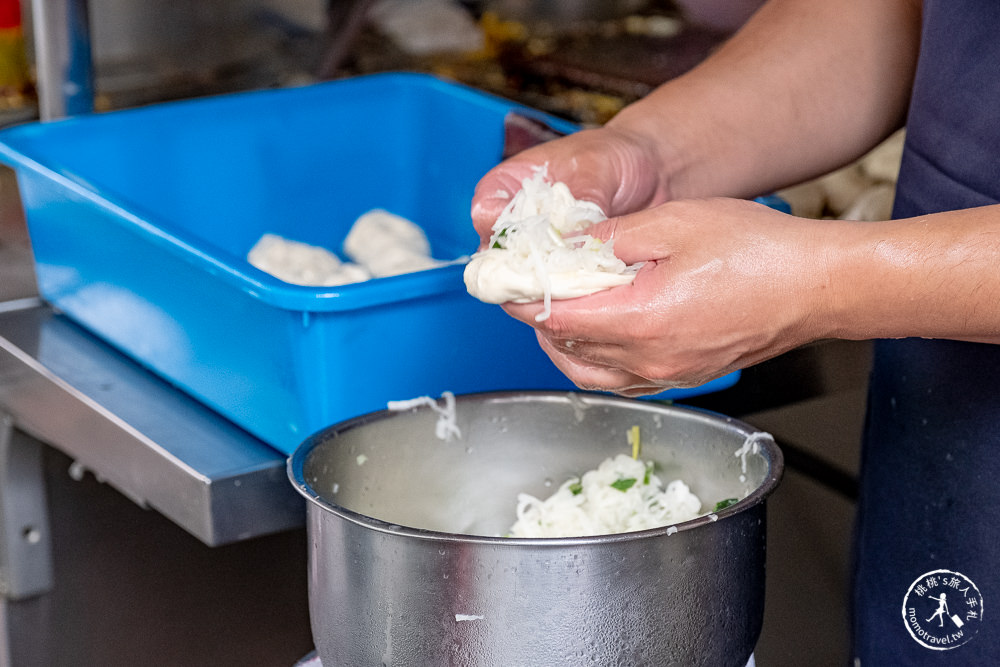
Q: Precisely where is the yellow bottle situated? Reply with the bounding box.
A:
[0,0,33,111]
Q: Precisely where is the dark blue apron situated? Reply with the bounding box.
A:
[852,1,1000,663]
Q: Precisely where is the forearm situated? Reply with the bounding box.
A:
[607,0,922,200]
[821,205,1000,343]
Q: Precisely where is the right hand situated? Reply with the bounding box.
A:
[499,196,838,396]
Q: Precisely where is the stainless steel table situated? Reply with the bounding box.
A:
[0,297,303,601]
[0,294,875,665]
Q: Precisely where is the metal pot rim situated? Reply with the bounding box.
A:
[287,390,783,546]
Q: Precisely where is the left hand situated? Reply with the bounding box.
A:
[470,126,670,244]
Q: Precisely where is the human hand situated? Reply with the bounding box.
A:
[500,197,838,396]
[470,126,671,245]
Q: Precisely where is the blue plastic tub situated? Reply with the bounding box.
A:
[0,73,739,453]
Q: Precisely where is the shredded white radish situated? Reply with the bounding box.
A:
[386,391,460,441]
[508,453,702,538]
[464,165,640,321]
[454,614,485,622]
[735,431,774,481]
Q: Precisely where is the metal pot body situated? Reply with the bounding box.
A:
[290,392,782,667]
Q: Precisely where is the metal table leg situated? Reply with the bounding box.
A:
[0,413,53,601]
[0,415,54,667]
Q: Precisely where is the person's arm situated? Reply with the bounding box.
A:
[471,0,923,239]
[824,205,1000,344]
[468,0,940,396]
[500,199,1000,396]
[609,0,923,201]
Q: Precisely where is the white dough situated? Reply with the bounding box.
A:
[464,167,638,321]
[464,254,635,305]
[817,164,869,215]
[859,129,905,183]
[249,209,447,286]
[368,0,484,56]
[775,179,826,219]
[344,209,443,277]
[248,233,370,286]
[840,182,896,222]
[777,128,906,221]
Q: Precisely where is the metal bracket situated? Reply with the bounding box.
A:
[0,413,53,600]
[29,0,95,120]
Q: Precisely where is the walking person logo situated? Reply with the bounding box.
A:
[926,592,950,628]
[902,569,983,650]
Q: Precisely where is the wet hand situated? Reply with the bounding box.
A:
[501,197,837,395]
[470,126,669,245]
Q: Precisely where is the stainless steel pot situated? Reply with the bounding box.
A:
[288,391,782,666]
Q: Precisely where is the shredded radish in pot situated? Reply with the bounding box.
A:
[508,453,702,538]
[386,391,460,441]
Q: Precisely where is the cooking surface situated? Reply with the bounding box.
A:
[0,300,303,545]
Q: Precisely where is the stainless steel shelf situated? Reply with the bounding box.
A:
[0,298,303,547]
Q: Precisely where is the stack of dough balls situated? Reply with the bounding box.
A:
[247,209,445,287]
[777,129,905,221]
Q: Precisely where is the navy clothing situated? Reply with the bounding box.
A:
[852,0,1000,663]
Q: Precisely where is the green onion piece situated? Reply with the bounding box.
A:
[643,462,655,485]
[491,228,509,249]
[568,480,583,495]
[611,478,637,492]
[713,498,739,512]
